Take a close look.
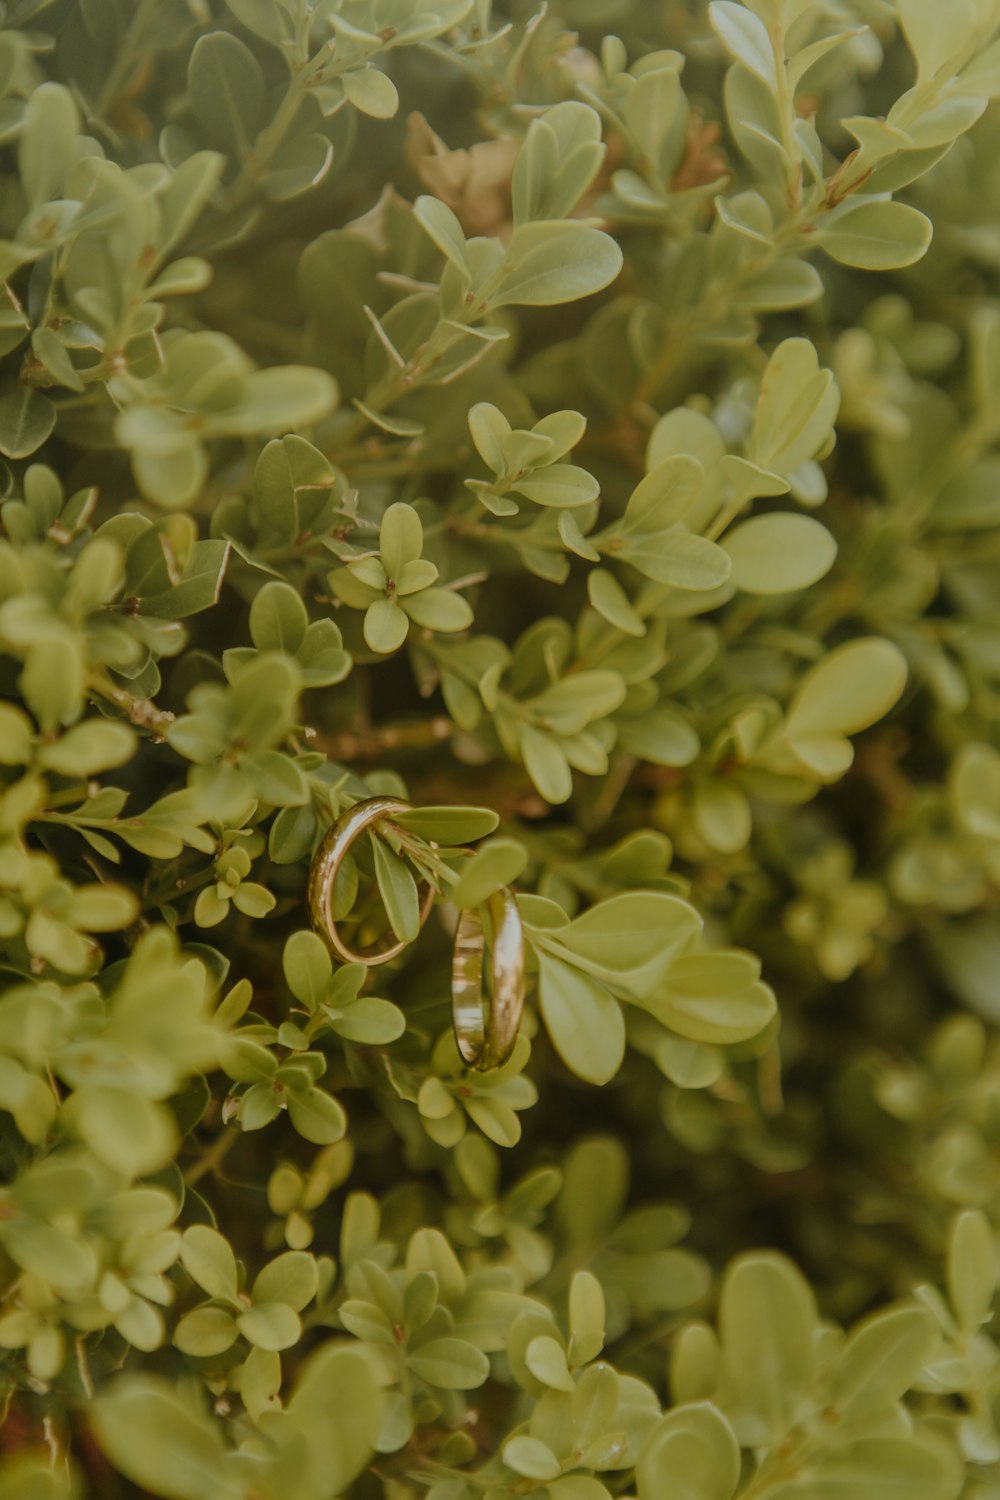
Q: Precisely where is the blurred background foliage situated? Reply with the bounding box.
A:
[1,1,1000,1497]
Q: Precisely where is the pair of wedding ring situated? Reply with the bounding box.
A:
[307,796,524,1072]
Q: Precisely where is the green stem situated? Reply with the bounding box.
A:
[38,784,92,812]
[768,15,803,213]
[184,1121,241,1187]
[314,716,454,762]
[225,71,311,210]
[89,672,175,734]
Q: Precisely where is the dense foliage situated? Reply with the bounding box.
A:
[1,0,1000,1496]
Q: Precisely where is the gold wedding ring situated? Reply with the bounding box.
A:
[451,887,525,1072]
[308,796,435,966]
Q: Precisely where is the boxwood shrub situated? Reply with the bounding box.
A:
[0,2,999,1498]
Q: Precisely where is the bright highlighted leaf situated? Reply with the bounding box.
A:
[537,951,625,1084]
[722,513,837,594]
[718,1253,818,1444]
[492,223,623,308]
[637,1403,740,1500]
[784,638,908,740]
[820,200,934,271]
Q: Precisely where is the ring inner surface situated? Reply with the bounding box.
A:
[309,796,432,964]
[452,906,487,1063]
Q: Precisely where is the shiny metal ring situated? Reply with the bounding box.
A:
[451,886,525,1072]
[308,796,435,966]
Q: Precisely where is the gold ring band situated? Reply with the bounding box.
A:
[451,887,525,1072]
[308,796,435,966]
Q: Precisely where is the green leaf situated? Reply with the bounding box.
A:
[329,995,405,1044]
[227,367,337,435]
[464,1095,523,1147]
[371,833,420,943]
[364,598,409,653]
[224,0,295,45]
[249,581,309,653]
[402,588,473,633]
[341,65,399,119]
[568,1269,606,1365]
[157,151,227,258]
[19,81,78,208]
[618,709,699,768]
[173,1307,239,1358]
[551,892,703,983]
[657,1038,725,1090]
[39,720,135,776]
[588,569,645,635]
[393,806,499,843]
[722,514,837,594]
[241,749,309,807]
[750,339,840,478]
[512,464,599,507]
[149,258,214,297]
[269,802,317,864]
[537,951,625,1085]
[298,618,351,686]
[253,433,336,540]
[283,930,332,1011]
[947,1210,996,1331]
[180,1225,239,1302]
[236,1300,301,1350]
[286,1086,347,1144]
[786,1436,961,1500]
[898,0,977,79]
[451,838,529,909]
[252,1251,318,1312]
[188,31,265,156]
[492,223,623,309]
[530,672,625,734]
[819,200,933,271]
[718,1253,818,1444]
[671,1322,722,1404]
[784,638,908,741]
[637,1403,740,1500]
[407,1337,490,1389]
[710,2,776,86]
[512,101,605,224]
[623,456,705,534]
[413,196,469,271]
[733,259,824,312]
[831,1305,937,1416]
[262,132,334,202]
[692,782,752,855]
[230,882,276,918]
[131,436,209,510]
[503,1435,562,1481]
[521,725,573,804]
[91,1377,237,1500]
[32,327,84,392]
[0,388,56,459]
[70,1088,177,1177]
[550,1481,612,1500]
[137,539,229,618]
[622,531,731,590]
[286,1344,383,1492]
[0,702,32,764]
[380,502,423,579]
[0,1217,96,1294]
[654,958,776,1045]
[468,402,511,471]
[526,1334,575,1391]
[240,1345,282,1422]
